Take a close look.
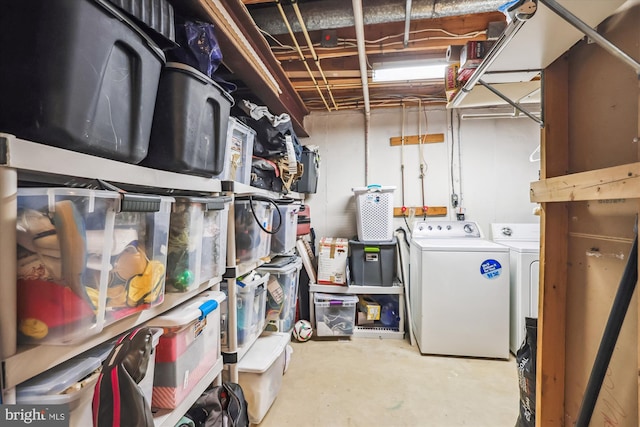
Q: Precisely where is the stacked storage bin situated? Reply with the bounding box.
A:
[234,198,275,265]
[146,291,226,409]
[105,193,174,326]
[16,188,121,345]
[234,332,291,424]
[212,117,256,184]
[165,196,230,293]
[16,188,175,344]
[0,0,166,164]
[271,203,299,255]
[220,272,269,353]
[349,185,398,286]
[257,256,303,333]
[143,62,234,176]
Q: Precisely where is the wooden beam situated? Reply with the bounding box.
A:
[530,162,640,203]
[393,206,447,217]
[536,54,570,427]
[390,134,445,146]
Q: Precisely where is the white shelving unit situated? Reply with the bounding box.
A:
[447,0,629,111]
[0,134,228,424]
[308,284,405,340]
[220,180,304,383]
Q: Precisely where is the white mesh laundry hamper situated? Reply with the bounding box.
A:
[352,185,396,241]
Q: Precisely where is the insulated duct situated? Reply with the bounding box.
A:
[253,0,506,35]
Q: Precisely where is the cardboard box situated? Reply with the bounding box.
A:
[358,296,381,321]
[317,237,349,285]
[445,63,461,102]
[459,40,495,70]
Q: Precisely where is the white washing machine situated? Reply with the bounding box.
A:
[491,223,540,354]
[409,221,510,359]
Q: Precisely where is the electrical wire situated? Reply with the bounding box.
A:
[456,109,464,211]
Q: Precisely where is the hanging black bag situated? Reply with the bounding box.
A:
[92,327,154,427]
[515,317,537,427]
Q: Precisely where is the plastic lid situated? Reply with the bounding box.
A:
[258,256,302,274]
[16,356,103,398]
[314,293,359,304]
[237,332,290,374]
[146,291,225,327]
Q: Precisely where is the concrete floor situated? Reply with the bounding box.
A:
[258,337,520,427]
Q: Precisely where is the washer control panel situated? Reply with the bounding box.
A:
[412,221,481,238]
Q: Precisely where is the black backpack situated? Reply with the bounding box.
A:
[184,382,250,427]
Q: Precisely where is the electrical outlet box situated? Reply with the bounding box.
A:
[321,29,338,48]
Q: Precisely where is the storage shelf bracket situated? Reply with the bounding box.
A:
[539,0,640,78]
[477,79,543,126]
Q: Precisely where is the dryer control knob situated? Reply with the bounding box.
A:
[464,224,474,233]
[428,226,433,230]
[437,225,442,230]
[446,225,452,230]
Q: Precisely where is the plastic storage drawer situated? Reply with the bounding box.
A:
[257,257,303,332]
[166,197,230,293]
[16,354,106,427]
[104,194,173,325]
[146,291,225,409]
[221,272,269,352]
[314,293,359,337]
[0,0,165,163]
[144,62,234,176]
[271,204,299,255]
[236,332,291,424]
[234,199,275,265]
[213,117,256,184]
[349,238,397,286]
[16,188,120,345]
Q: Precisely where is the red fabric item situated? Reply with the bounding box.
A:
[17,279,94,328]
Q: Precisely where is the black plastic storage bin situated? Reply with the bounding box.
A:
[143,63,234,176]
[105,0,176,48]
[349,238,397,286]
[0,0,165,163]
[293,149,319,193]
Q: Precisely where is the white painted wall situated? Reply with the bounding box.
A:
[301,106,540,243]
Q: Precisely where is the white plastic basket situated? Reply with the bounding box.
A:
[352,185,396,241]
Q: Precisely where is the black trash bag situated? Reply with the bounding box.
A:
[251,157,283,193]
[168,17,223,78]
[184,382,249,427]
[515,317,537,427]
[234,100,303,161]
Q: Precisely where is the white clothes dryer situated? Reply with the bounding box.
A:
[491,223,540,354]
[409,221,510,359]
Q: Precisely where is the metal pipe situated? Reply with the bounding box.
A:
[291,1,339,110]
[276,1,331,111]
[255,0,507,35]
[478,79,543,125]
[352,0,371,184]
[575,234,638,427]
[449,19,526,108]
[539,0,640,78]
[403,0,413,48]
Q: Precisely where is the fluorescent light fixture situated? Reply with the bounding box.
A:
[372,60,447,82]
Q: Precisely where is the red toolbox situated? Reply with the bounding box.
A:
[297,205,311,236]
